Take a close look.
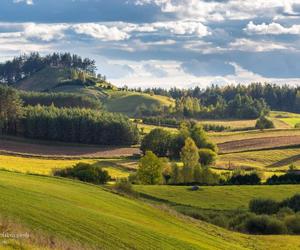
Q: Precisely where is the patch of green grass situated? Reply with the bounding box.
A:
[135,185,300,211]
[0,170,260,250]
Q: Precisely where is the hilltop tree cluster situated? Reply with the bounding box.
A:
[0,52,96,84]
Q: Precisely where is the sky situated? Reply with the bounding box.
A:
[1,0,300,88]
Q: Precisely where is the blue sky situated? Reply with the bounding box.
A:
[1,0,300,88]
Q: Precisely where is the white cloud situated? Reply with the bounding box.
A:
[13,0,33,5]
[72,23,130,41]
[245,21,300,35]
[135,0,300,21]
[23,23,68,41]
[229,38,288,52]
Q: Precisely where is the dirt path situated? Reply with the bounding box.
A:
[218,135,300,153]
[0,138,140,158]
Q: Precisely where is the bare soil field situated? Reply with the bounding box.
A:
[218,135,300,153]
[0,138,140,158]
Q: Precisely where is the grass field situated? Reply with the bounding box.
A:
[270,111,300,127]
[0,170,273,250]
[135,185,300,211]
[137,123,178,134]
[209,128,300,144]
[0,155,132,179]
[104,90,174,116]
[217,147,300,170]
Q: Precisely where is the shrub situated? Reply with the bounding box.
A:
[281,194,300,212]
[249,198,280,215]
[267,173,300,185]
[295,123,300,128]
[114,178,134,194]
[198,148,217,166]
[244,215,287,235]
[227,172,261,185]
[285,215,300,234]
[277,207,294,218]
[255,116,274,130]
[54,163,110,184]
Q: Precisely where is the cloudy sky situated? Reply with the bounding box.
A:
[1,0,300,88]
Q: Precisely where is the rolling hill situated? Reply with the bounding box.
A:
[12,66,174,116]
[1,171,300,250]
[0,171,251,250]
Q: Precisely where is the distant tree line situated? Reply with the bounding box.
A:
[20,91,103,110]
[135,94,269,120]
[140,117,229,132]
[0,52,97,84]
[132,82,300,116]
[0,86,139,145]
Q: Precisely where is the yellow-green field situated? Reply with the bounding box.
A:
[0,155,132,179]
[137,123,178,134]
[209,128,300,144]
[217,147,300,171]
[1,170,300,250]
[270,111,300,127]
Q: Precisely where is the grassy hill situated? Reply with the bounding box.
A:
[0,170,261,250]
[12,66,175,116]
[14,67,71,91]
[103,90,174,116]
[1,171,299,249]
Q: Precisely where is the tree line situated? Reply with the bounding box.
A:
[135,92,269,119]
[0,52,97,84]
[0,86,139,145]
[132,82,300,116]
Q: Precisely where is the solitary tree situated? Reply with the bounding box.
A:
[137,151,163,185]
[180,137,199,183]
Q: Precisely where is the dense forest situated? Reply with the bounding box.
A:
[0,52,97,84]
[0,86,139,145]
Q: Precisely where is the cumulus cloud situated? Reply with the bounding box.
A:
[72,23,130,41]
[245,21,300,35]
[135,0,300,21]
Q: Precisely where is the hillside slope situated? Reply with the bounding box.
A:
[104,90,174,115]
[0,170,290,250]
[12,67,174,116]
[14,67,70,91]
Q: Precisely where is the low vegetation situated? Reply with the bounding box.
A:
[54,162,111,184]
